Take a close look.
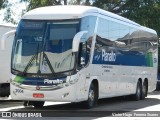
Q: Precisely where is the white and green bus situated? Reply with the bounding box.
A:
[10,5,158,108]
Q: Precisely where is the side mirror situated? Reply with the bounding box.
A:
[1,30,16,50]
[72,31,88,52]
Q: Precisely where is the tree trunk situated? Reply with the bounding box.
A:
[77,0,80,5]
[64,0,67,5]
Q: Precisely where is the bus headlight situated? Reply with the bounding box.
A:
[69,78,78,84]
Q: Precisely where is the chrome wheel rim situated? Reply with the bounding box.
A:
[88,89,94,105]
[137,84,141,99]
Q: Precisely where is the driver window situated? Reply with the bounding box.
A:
[78,42,89,67]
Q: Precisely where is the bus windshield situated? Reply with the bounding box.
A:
[12,20,79,76]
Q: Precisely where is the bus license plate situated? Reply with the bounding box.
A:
[33,93,44,98]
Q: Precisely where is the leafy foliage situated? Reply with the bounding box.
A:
[3,7,17,24]
[0,0,8,9]
[0,0,160,36]
[1,0,18,24]
[20,0,68,11]
[1,0,160,37]
[0,0,3,8]
[93,0,125,13]
[26,0,61,10]
[122,0,160,36]
[92,0,160,37]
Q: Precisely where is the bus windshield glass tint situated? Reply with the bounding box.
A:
[12,20,79,74]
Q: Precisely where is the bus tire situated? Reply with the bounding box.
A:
[133,81,142,101]
[141,81,148,100]
[32,101,45,108]
[156,82,160,90]
[84,83,98,109]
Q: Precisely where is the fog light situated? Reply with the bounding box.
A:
[62,92,69,98]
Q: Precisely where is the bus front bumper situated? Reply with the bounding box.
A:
[10,83,80,102]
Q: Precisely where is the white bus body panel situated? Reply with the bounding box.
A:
[92,65,156,99]
[0,25,16,83]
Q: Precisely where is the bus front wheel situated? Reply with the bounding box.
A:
[84,83,98,109]
[32,101,45,108]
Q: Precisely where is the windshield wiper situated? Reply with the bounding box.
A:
[39,24,56,76]
[12,54,37,76]
[22,43,40,76]
[22,54,38,76]
[11,68,27,76]
[42,52,56,76]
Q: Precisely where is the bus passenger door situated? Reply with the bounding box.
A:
[76,42,90,100]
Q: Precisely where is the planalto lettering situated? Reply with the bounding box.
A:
[44,79,63,84]
[102,49,116,62]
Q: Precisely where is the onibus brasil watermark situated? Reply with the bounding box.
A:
[1,112,42,118]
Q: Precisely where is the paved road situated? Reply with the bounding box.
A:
[0,90,160,120]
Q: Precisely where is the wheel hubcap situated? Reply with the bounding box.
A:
[89,89,94,103]
[137,85,140,98]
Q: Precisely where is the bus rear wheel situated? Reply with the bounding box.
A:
[141,81,148,100]
[133,81,142,101]
[84,83,98,109]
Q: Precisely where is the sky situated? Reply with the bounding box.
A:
[0,0,27,25]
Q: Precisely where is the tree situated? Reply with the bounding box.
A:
[0,0,18,24]
[93,0,160,36]
[20,0,68,11]
[2,0,160,37]
[121,0,160,36]
[0,0,3,8]
[93,0,125,13]
[23,0,92,10]
[2,0,20,24]
[0,0,8,9]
